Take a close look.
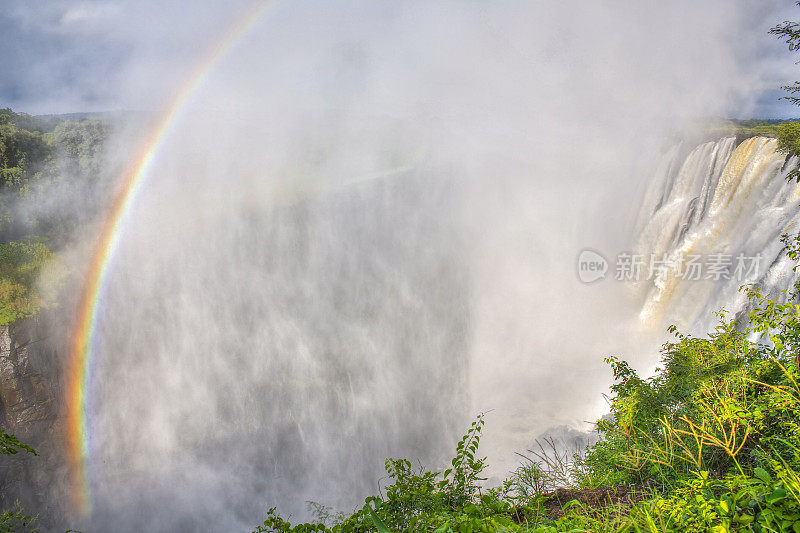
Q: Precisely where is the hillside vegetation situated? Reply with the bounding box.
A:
[699,118,799,140]
[0,108,109,325]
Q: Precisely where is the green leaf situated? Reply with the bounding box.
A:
[0,430,36,456]
[754,467,772,484]
[767,489,787,503]
[364,504,391,533]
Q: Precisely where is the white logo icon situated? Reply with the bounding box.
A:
[577,249,608,283]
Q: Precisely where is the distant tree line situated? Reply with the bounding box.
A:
[0,108,109,240]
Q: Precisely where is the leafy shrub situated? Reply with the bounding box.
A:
[0,500,37,533]
[256,415,511,533]
[578,317,764,488]
[625,470,800,532]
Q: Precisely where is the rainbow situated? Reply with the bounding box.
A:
[65,1,278,517]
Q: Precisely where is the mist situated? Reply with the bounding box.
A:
[7,0,800,530]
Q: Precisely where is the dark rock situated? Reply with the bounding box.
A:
[0,314,67,528]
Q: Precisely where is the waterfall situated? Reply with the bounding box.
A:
[635,136,800,333]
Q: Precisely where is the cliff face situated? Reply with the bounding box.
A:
[0,319,56,434]
[0,316,65,523]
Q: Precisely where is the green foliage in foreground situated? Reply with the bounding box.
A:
[256,236,800,532]
[0,501,37,533]
[0,429,36,456]
[0,433,37,532]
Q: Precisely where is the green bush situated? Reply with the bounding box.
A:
[625,470,800,532]
[0,501,37,533]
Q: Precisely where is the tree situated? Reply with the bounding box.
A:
[50,118,109,181]
[0,123,50,187]
[772,5,800,181]
[771,7,800,107]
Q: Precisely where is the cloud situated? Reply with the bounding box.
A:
[2,1,800,116]
[60,2,122,25]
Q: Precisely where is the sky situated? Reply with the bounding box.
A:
[2,1,800,118]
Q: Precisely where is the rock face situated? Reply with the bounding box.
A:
[0,319,56,435]
[0,315,66,525]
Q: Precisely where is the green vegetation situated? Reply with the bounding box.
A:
[0,430,36,457]
[776,122,800,183]
[728,119,793,137]
[0,241,60,326]
[0,501,37,533]
[777,122,800,155]
[692,119,800,145]
[0,431,37,532]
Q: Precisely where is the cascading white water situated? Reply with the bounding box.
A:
[635,136,800,333]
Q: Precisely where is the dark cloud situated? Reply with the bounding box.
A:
[742,88,800,119]
[0,1,131,113]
